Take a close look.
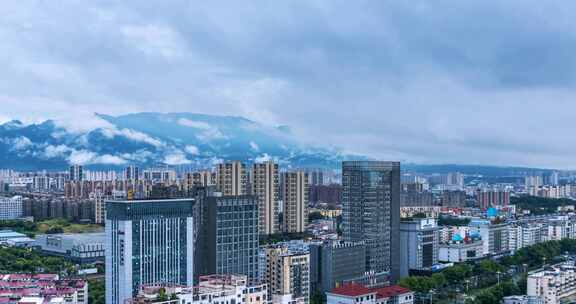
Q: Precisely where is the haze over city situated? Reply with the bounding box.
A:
[3,2,576,304]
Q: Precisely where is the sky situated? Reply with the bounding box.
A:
[1,0,576,169]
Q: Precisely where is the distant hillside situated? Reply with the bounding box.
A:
[0,112,363,170]
[402,163,554,177]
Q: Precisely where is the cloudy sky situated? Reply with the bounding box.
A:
[1,0,575,169]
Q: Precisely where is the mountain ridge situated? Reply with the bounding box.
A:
[0,112,563,174]
[0,112,361,170]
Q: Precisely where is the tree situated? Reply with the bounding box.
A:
[308,211,325,222]
[88,279,105,304]
[443,264,472,284]
[158,288,168,301]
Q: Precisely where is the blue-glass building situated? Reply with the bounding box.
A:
[105,199,195,304]
[342,161,401,282]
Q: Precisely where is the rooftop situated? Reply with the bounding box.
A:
[373,286,412,299]
[329,283,374,297]
[329,283,412,299]
[106,198,194,204]
[0,231,27,239]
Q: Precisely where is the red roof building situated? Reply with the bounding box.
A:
[327,283,414,304]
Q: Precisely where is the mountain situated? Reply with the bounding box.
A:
[402,164,555,177]
[0,112,361,171]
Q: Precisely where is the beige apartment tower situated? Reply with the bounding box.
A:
[185,170,216,192]
[283,171,309,233]
[216,161,248,196]
[265,245,310,304]
[252,161,279,235]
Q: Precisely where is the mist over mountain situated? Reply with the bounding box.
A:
[0,112,360,171]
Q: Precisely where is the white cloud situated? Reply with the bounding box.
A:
[95,154,127,165]
[68,150,97,165]
[177,118,211,130]
[254,153,273,162]
[11,137,32,150]
[196,128,227,142]
[2,1,576,169]
[163,151,191,165]
[116,128,164,147]
[67,149,127,165]
[178,118,228,141]
[249,141,259,152]
[121,150,154,162]
[53,113,115,134]
[99,127,164,147]
[43,145,72,158]
[121,24,186,60]
[185,145,200,155]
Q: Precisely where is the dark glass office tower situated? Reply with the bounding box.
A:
[342,161,401,282]
[196,194,260,282]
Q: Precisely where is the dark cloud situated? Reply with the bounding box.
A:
[1,0,576,168]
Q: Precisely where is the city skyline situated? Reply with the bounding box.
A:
[3,1,576,304]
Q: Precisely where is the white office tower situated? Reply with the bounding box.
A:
[105,199,195,304]
[0,196,23,220]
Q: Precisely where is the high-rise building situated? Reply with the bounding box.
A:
[440,190,466,208]
[548,171,560,186]
[400,218,440,277]
[91,191,105,224]
[185,171,216,189]
[217,161,248,196]
[307,169,325,186]
[447,172,464,187]
[525,176,542,195]
[252,161,279,235]
[476,190,510,209]
[282,171,309,233]
[342,161,401,282]
[196,194,260,282]
[69,165,83,182]
[469,219,509,256]
[0,196,23,220]
[105,199,195,304]
[142,168,177,183]
[309,240,367,293]
[124,166,140,181]
[264,243,310,304]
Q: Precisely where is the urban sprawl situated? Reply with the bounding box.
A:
[0,163,575,304]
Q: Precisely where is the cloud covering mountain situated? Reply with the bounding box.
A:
[2,1,576,169]
[0,112,356,170]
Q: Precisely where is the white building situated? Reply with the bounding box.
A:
[133,275,269,304]
[439,233,484,263]
[326,283,414,304]
[528,263,576,304]
[0,196,23,220]
[502,295,544,304]
[547,217,576,241]
[469,219,509,256]
[508,223,548,252]
[106,199,195,304]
